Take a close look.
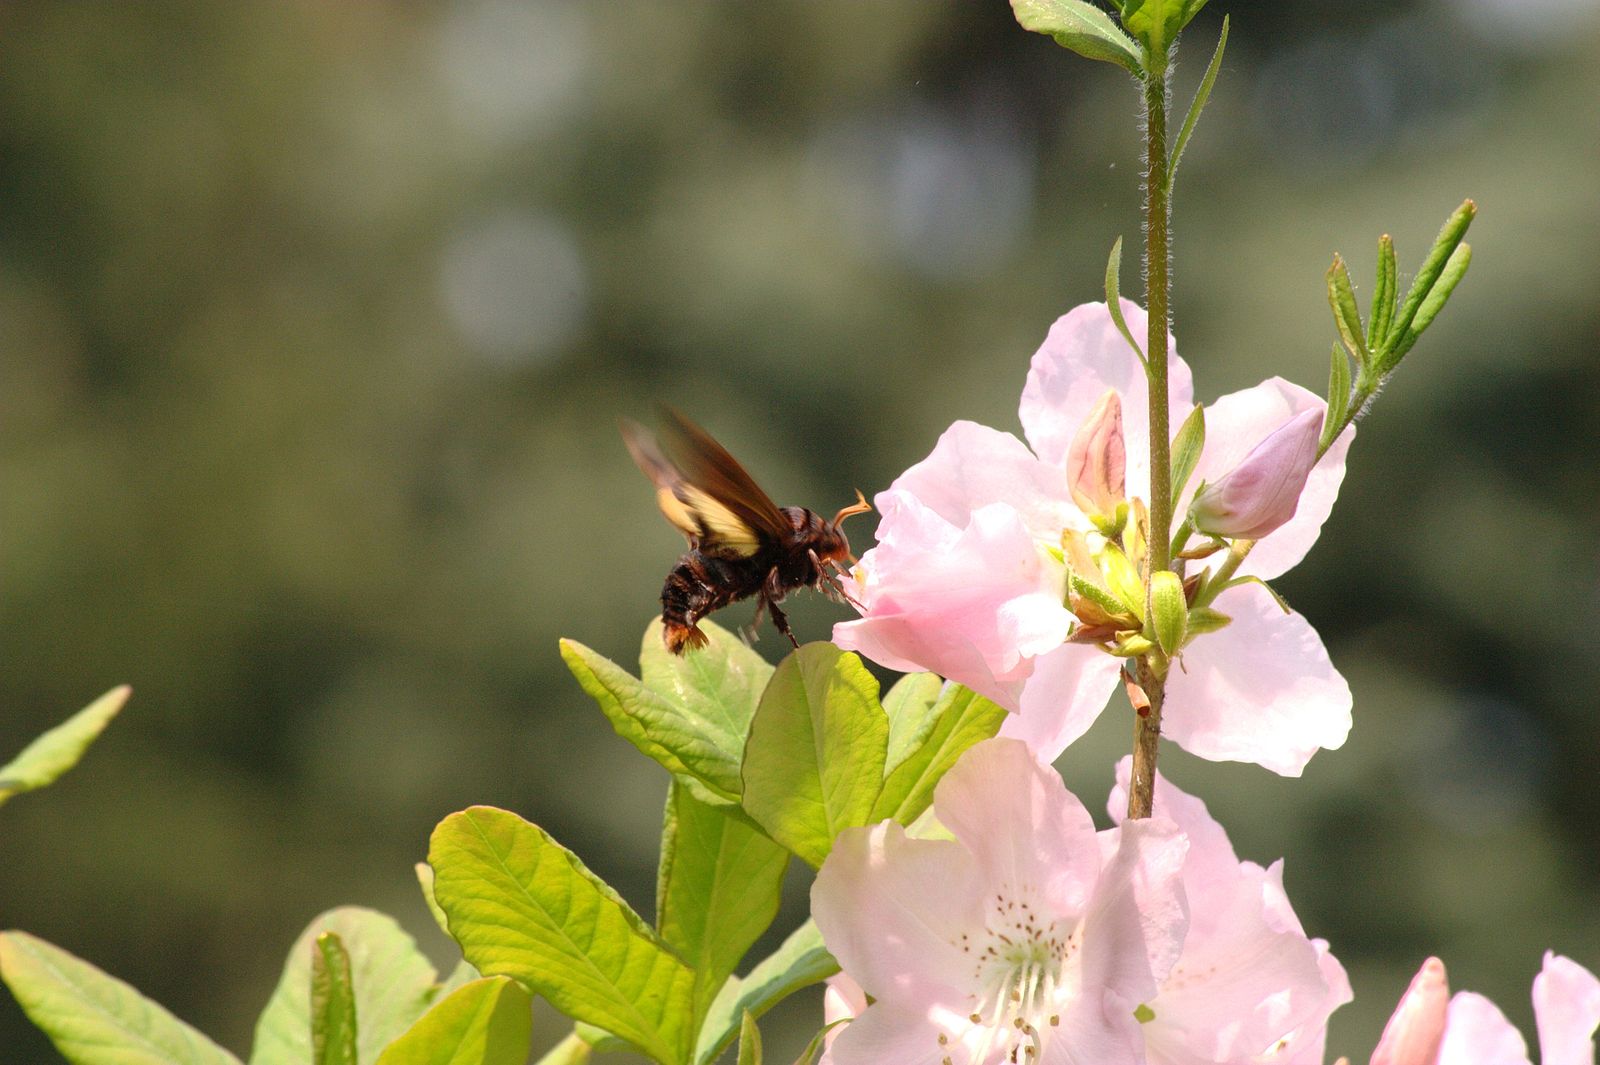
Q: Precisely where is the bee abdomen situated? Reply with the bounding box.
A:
[660,554,727,654]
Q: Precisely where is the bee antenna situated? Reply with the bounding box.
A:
[831,489,872,528]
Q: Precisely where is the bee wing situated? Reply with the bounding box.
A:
[620,415,785,559]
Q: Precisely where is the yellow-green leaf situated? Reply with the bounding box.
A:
[374,977,533,1065]
[0,686,129,808]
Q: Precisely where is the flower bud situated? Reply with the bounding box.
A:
[1067,389,1126,519]
[1370,957,1450,1065]
[1190,407,1323,540]
[1150,570,1187,657]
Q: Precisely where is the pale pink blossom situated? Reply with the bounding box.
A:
[834,299,1354,775]
[1375,953,1600,1065]
[1108,758,1352,1065]
[811,738,1191,1065]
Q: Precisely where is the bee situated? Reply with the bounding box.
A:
[621,410,871,654]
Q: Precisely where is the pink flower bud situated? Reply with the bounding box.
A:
[1066,389,1126,518]
[1190,407,1323,540]
[1370,957,1450,1065]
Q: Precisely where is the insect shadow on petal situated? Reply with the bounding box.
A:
[621,409,871,654]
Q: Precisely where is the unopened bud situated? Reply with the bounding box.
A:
[1150,570,1187,656]
[1190,408,1323,540]
[1067,389,1126,519]
[1370,958,1449,1065]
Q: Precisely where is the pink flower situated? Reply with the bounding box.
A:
[1375,953,1600,1065]
[818,974,867,1065]
[1108,758,1353,1065]
[811,738,1191,1065]
[1190,407,1324,540]
[834,299,1355,775]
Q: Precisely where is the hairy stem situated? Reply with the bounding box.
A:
[1129,59,1172,823]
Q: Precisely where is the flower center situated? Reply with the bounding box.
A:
[945,889,1079,1064]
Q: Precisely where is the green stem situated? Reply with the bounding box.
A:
[1130,57,1173,823]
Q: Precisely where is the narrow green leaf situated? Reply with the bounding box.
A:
[787,1022,843,1065]
[871,685,1008,824]
[1068,572,1129,621]
[0,685,129,807]
[740,644,888,868]
[1324,343,1351,449]
[0,931,242,1065]
[533,1033,592,1065]
[1391,243,1471,361]
[251,908,439,1065]
[1099,543,1146,619]
[736,1013,762,1065]
[1382,199,1477,370]
[1326,255,1370,368]
[1168,15,1228,192]
[373,977,533,1065]
[694,921,839,1065]
[428,807,695,1065]
[881,672,944,775]
[1168,403,1205,503]
[1368,233,1398,351]
[656,782,788,1029]
[312,934,359,1065]
[559,636,740,806]
[1103,237,1146,367]
[1010,0,1143,75]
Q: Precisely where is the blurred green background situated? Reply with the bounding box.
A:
[3,0,1598,1061]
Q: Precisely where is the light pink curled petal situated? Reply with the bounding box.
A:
[1019,299,1192,503]
[933,738,1103,921]
[1109,758,1240,901]
[1082,818,1190,1009]
[889,419,1079,536]
[1533,952,1600,1065]
[1163,583,1352,777]
[824,1002,968,1065]
[811,822,983,1006]
[1370,958,1451,1065]
[1438,992,1533,1065]
[819,974,868,1065]
[1187,377,1354,581]
[1261,941,1355,1065]
[1141,858,1333,1065]
[1003,643,1124,762]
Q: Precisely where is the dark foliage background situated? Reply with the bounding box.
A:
[3,1,1598,1061]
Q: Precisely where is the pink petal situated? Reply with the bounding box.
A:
[811,821,983,1006]
[1438,992,1533,1065]
[933,738,1103,921]
[1262,941,1354,1065]
[819,975,868,1065]
[1082,818,1191,1011]
[889,419,1079,537]
[1370,958,1451,1065]
[1186,377,1354,581]
[1003,643,1124,762]
[1163,582,1352,776]
[824,1002,967,1065]
[1108,758,1240,902]
[1019,300,1193,503]
[1533,952,1600,1065]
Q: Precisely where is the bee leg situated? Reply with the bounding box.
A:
[767,598,799,649]
[811,550,864,610]
[741,597,767,645]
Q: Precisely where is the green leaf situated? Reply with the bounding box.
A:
[0,685,129,807]
[559,636,740,806]
[373,977,533,1065]
[881,672,944,775]
[1099,543,1146,619]
[0,931,242,1065]
[871,685,1009,824]
[694,921,838,1065]
[1368,233,1398,352]
[1120,0,1208,58]
[417,863,452,938]
[1392,243,1471,359]
[1068,572,1130,621]
[1103,237,1146,367]
[532,1033,592,1065]
[1381,199,1477,371]
[640,617,772,788]
[1324,343,1351,449]
[787,1023,839,1065]
[1167,15,1228,192]
[1168,403,1205,503]
[250,908,439,1065]
[656,781,788,1029]
[736,1013,762,1065]
[428,807,695,1065]
[1326,254,1370,369]
[740,644,888,868]
[1010,0,1143,76]
[312,934,359,1065]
